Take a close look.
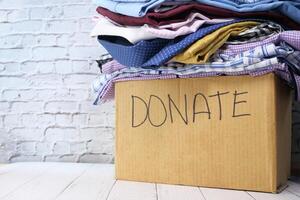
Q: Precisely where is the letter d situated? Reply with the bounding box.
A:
[131,96,148,128]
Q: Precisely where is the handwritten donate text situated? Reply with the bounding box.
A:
[131,90,251,128]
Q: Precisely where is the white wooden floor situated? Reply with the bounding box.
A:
[1,163,300,200]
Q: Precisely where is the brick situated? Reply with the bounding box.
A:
[29,74,64,87]
[0,116,4,128]
[55,60,72,74]
[0,63,22,75]
[80,127,113,141]
[0,135,16,152]
[56,34,70,46]
[79,153,113,163]
[22,34,57,47]
[59,154,78,162]
[30,6,63,19]
[2,89,17,101]
[0,77,28,89]
[16,89,36,100]
[0,153,9,163]
[53,141,70,154]
[3,62,20,72]
[36,142,53,155]
[20,34,35,47]
[87,114,107,126]
[45,154,77,162]
[63,5,93,18]
[35,89,56,100]
[26,0,66,6]
[45,127,78,141]
[9,155,43,162]
[9,128,44,141]
[79,18,95,32]
[72,60,100,75]
[7,9,29,22]
[36,114,56,126]
[0,48,31,62]
[70,142,86,154]
[0,63,4,72]
[80,101,115,114]
[72,60,89,73]
[32,47,67,60]
[69,46,104,60]
[18,142,36,155]
[11,102,44,113]
[2,89,36,101]
[12,20,43,33]
[44,101,78,113]
[21,114,37,127]
[87,140,113,154]
[44,88,69,100]
[0,10,8,22]
[55,114,72,126]
[44,155,60,162]
[20,61,37,73]
[0,102,10,113]
[64,74,97,85]
[57,0,91,3]
[79,101,103,113]
[0,35,22,48]
[48,89,88,101]
[45,20,77,33]
[36,61,55,74]
[4,114,22,127]
[67,89,89,101]
[36,35,57,46]
[106,113,115,127]
[0,23,13,36]
[72,114,87,126]
[70,33,95,47]
[0,0,23,8]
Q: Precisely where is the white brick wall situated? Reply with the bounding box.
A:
[0,0,115,163]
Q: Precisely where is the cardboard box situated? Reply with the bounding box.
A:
[115,73,292,193]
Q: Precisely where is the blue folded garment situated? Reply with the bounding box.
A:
[94,0,300,24]
[94,0,192,17]
[98,19,245,68]
[197,0,300,24]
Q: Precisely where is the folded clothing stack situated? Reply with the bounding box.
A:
[91,0,300,104]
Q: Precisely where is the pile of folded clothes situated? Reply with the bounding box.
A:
[90,0,300,104]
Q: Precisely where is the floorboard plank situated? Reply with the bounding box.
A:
[248,190,300,200]
[107,180,157,200]
[0,162,56,198]
[200,187,254,200]
[54,164,116,200]
[1,163,91,200]
[157,184,205,200]
[1,163,300,200]
[287,181,300,198]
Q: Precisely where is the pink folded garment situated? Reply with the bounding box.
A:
[91,15,232,43]
[93,64,292,104]
[158,12,233,30]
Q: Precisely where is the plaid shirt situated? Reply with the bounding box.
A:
[218,31,300,56]
[226,21,283,44]
[92,43,298,104]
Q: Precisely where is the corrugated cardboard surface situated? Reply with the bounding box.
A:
[115,74,292,193]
